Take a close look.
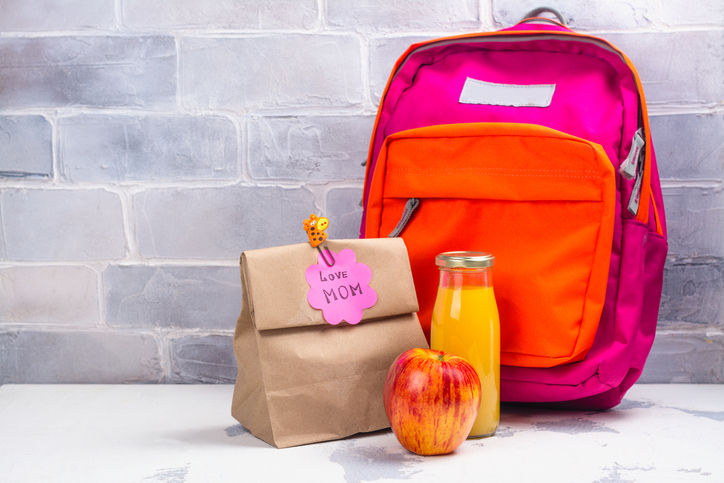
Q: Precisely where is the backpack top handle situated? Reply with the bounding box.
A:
[519,7,567,26]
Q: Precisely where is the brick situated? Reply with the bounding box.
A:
[248,115,372,181]
[0,214,6,259]
[0,36,176,109]
[0,115,52,178]
[0,329,163,383]
[639,330,723,383]
[0,331,18,384]
[124,0,318,30]
[104,265,240,330]
[369,36,436,104]
[181,35,364,110]
[661,0,724,26]
[0,0,115,31]
[170,334,236,383]
[1,189,126,260]
[601,31,724,107]
[325,188,364,239]
[135,186,315,259]
[0,266,99,326]
[663,187,724,258]
[326,0,479,32]
[659,258,724,327]
[60,114,238,183]
[650,113,724,180]
[492,0,652,29]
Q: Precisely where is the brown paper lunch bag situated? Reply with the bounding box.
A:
[231,237,428,448]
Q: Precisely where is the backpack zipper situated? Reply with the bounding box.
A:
[387,198,420,237]
[620,128,645,216]
[627,146,645,216]
[615,127,645,216]
[619,128,645,180]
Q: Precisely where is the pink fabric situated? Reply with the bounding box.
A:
[362,24,668,409]
[501,22,571,33]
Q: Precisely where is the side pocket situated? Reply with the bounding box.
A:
[598,220,648,387]
[633,231,667,372]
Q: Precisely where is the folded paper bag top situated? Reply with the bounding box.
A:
[244,238,418,330]
[232,237,428,448]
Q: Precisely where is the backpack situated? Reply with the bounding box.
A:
[360,10,668,410]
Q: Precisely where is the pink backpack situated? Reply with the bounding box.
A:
[360,11,668,409]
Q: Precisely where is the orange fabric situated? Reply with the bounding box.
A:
[365,123,615,368]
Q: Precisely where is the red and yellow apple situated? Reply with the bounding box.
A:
[383,348,481,456]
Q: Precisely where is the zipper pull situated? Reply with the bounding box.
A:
[627,169,643,216]
[388,198,420,237]
[627,135,647,217]
[619,128,645,180]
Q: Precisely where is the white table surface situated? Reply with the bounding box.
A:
[0,384,722,483]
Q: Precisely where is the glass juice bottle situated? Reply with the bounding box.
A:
[430,251,500,438]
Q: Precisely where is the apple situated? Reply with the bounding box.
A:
[383,348,481,456]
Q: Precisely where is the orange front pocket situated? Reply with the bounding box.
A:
[364,123,616,367]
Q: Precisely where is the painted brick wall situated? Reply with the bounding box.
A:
[1,0,722,384]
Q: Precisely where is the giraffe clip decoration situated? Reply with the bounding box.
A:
[304,214,335,266]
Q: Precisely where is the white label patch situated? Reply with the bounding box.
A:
[459,77,556,108]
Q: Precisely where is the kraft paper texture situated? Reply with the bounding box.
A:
[231,237,428,448]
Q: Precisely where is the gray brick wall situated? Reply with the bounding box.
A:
[1,1,722,384]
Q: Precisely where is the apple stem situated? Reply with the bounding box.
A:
[437,354,445,361]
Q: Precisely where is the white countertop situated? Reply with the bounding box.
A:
[1,384,722,482]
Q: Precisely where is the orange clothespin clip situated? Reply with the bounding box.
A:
[304,214,335,266]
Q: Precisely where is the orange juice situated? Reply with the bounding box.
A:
[430,252,500,438]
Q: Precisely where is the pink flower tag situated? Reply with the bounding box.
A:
[305,248,377,325]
